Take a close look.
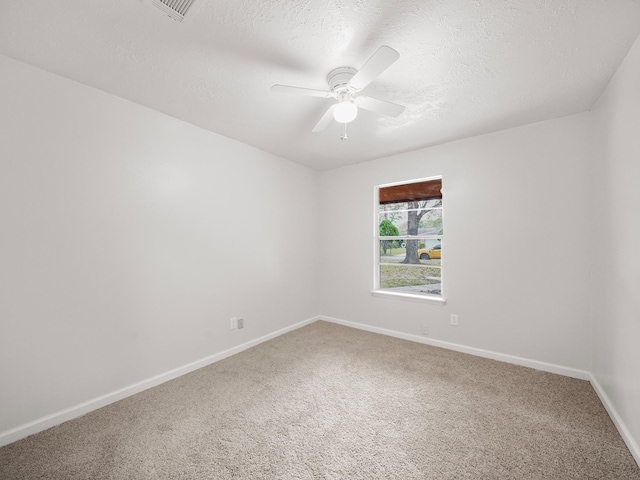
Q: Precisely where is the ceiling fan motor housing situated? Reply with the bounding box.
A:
[327,67,357,94]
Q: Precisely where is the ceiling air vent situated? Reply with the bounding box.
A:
[152,0,196,22]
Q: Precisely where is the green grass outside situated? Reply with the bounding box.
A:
[380,264,441,288]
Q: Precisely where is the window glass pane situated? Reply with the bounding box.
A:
[378,200,443,236]
[379,263,441,295]
[379,239,441,266]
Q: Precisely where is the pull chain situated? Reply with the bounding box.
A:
[341,122,348,141]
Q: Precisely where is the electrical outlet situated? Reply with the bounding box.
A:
[230,317,237,330]
[421,324,429,336]
[450,314,459,326]
[237,318,244,329]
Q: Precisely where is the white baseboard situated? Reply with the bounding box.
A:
[589,373,640,467]
[0,316,319,448]
[319,315,640,468]
[4,314,638,470]
[319,315,590,379]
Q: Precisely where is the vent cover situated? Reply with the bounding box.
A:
[152,0,196,22]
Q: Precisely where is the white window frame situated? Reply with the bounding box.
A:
[372,176,446,305]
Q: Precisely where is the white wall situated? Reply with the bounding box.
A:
[590,34,640,457]
[319,113,592,370]
[0,55,319,435]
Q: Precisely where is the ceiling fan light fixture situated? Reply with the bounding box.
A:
[271,46,402,132]
[333,100,358,123]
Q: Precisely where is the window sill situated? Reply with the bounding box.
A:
[371,290,446,305]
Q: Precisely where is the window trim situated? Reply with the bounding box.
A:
[370,289,447,305]
[373,176,446,305]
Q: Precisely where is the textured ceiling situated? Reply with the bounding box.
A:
[1,0,640,171]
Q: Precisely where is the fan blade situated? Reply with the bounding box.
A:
[355,95,405,117]
[312,105,336,132]
[348,46,400,91]
[271,84,334,98]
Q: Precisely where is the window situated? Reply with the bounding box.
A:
[374,177,444,302]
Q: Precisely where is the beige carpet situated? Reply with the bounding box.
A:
[1,321,638,479]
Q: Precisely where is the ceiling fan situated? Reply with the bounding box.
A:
[271,46,406,134]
